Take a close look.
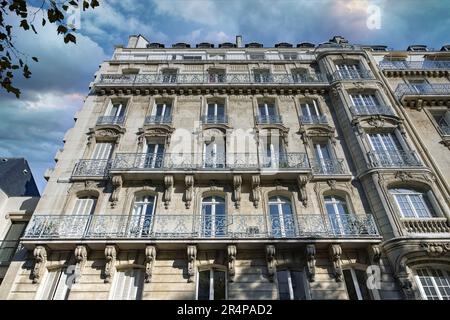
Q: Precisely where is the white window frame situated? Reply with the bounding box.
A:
[390,189,434,218]
[324,195,350,234]
[72,196,97,215]
[276,269,310,300]
[92,142,114,160]
[201,196,226,237]
[195,268,227,300]
[268,196,295,237]
[343,268,368,300]
[300,100,321,122]
[336,63,360,79]
[106,100,126,117]
[415,268,450,300]
[151,102,172,119]
[132,195,156,236]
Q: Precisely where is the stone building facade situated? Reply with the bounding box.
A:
[0,35,448,300]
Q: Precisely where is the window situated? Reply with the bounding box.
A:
[314,141,335,174]
[197,269,226,300]
[92,142,114,160]
[433,111,450,136]
[39,268,72,300]
[276,270,308,300]
[131,195,156,236]
[343,269,372,300]
[162,69,177,83]
[143,140,165,168]
[110,269,144,300]
[368,132,406,166]
[415,268,450,300]
[203,132,226,168]
[268,196,295,237]
[106,101,126,119]
[0,222,26,265]
[292,69,309,83]
[205,102,226,123]
[201,196,226,237]
[249,53,265,60]
[282,53,298,60]
[258,103,278,123]
[300,100,324,124]
[390,188,436,218]
[324,195,350,235]
[253,69,271,83]
[261,134,285,168]
[72,196,97,215]
[151,102,172,123]
[336,63,361,79]
[408,79,428,94]
[208,69,225,83]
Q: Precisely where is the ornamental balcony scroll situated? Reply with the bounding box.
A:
[72,159,111,178]
[367,150,422,168]
[23,213,380,240]
[311,159,347,175]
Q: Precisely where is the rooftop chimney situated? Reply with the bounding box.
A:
[236,35,243,48]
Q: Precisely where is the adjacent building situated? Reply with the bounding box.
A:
[1,35,448,300]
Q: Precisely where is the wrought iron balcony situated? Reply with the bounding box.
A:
[144,115,172,125]
[401,218,450,234]
[255,115,283,124]
[349,105,395,116]
[23,213,379,240]
[379,60,450,70]
[299,115,328,125]
[312,159,347,175]
[201,115,228,124]
[395,84,450,98]
[367,150,422,168]
[0,240,18,265]
[96,116,125,125]
[96,73,328,86]
[329,70,375,81]
[111,153,310,171]
[72,159,111,178]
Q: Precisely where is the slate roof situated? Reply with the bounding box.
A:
[0,158,40,197]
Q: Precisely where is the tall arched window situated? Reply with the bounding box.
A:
[203,130,226,168]
[201,196,226,237]
[71,195,97,237]
[414,267,450,300]
[110,268,144,300]
[268,196,295,238]
[324,195,350,235]
[130,195,156,237]
[38,267,73,300]
[389,188,436,218]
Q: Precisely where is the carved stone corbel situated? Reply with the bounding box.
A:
[74,245,88,283]
[369,244,382,264]
[251,175,261,208]
[111,175,122,208]
[227,245,237,282]
[297,175,310,207]
[233,175,242,209]
[104,245,118,283]
[187,245,197,282]
[265,245,276,281]
[329,244,343,282]
[32,245,48,283]
[164,175,174,209]
[305,244,316,282]
[184,175,194,209]
[145,245,157,283]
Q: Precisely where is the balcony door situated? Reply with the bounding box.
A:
[350,94,379,114]
[314,142,333,174]
[131,195,156,237]
[203,138,225,169]
[254,69,271,83]
[93,142,114,160]
[201,196,226,237]
[324,195,350,235]
[162,70,177,83]
[269,196,295,238]
[206,102,225,123]
[336,64,361,79]
[258,103,277,123]
[368,133,404,166]
[389,188,435,218]
[144,142,165,168]
[300,100,321,123]
[262,134,285,168]
[71,196,96,237]
[152,103,172,123]
[107,101,126,118]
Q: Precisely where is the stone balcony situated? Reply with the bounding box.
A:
[401,217,450,234]
[367,150,423,168]
[22,213,380,244]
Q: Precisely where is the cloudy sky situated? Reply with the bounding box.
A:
[0,0,449,193]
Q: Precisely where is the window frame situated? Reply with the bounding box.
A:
[109,268,145,300]
[275,268,310,300]
[390,188,435,218]
[342,267,372,300]
[196,267,228,300]
[414,267,450,300]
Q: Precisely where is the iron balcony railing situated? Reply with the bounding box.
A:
[367,150,422,168]
[299,115,328,125]
[312,159,347,175]
[201,115,228,124]
[0,240,19,265]
[395,84,450,98]
[96,73,328,86]
[255,115,283,124]
[349,105,395,116]
[144,115,172,125]
[329,69,375,81]
[111,153,310,171]
[23,213,379,240]
[379,60,450,70]
[96,116,125,126]
[72,159,111,177]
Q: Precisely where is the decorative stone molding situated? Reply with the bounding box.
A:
[163,175,174,209]
[227,245,237,282]
[184,175,194,209]
[329,244,343,282]
[110,175,122,208]
[74,245,88,283]
[187,245,197,283]
[420,242,450,256]
[104,245,118,283]
[297,175,310,206]
[327,179,337,190]
[31,245,48,284]
[251,175,261,208]
[265,245,276,281]
[88,127,123,145]
[137,127,174,147]
[145,245,157,283]
[305,244,316,282]
[369,244,382,264]
[233,175,242,209]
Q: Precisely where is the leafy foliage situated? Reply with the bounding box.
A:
[0,0,99,98]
